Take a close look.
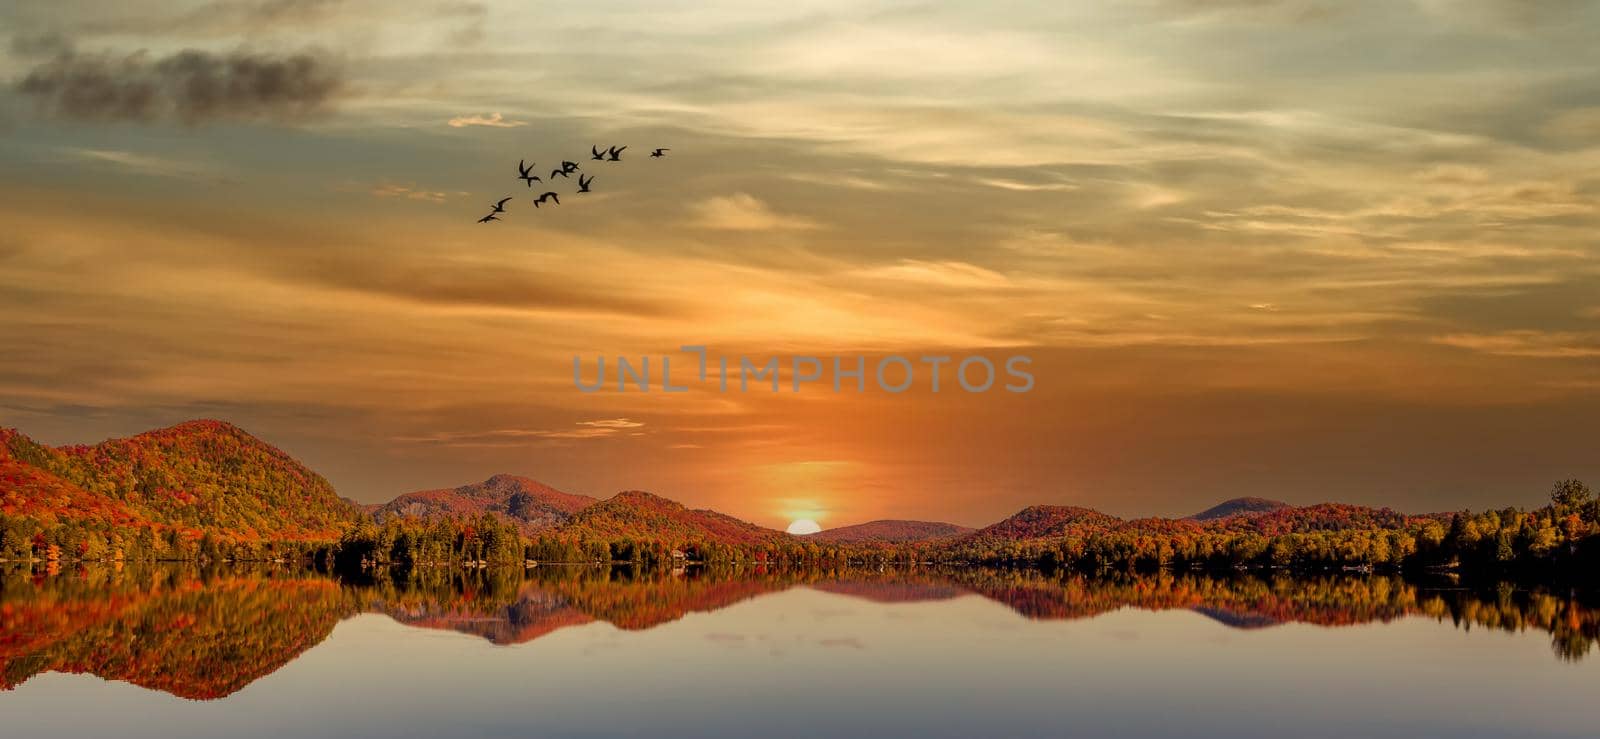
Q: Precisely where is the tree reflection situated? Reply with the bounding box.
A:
[2,564,1596,700]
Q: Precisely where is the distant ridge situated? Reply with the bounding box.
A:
[0,418,1507,573]
[808,520,973,544]
[1188,497,1292,521]
[372,474,596,534]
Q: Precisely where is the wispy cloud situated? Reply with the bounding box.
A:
[851,260,1010,289]
[65,148,218,180]
[974,177,1078,192]
[447,112,527,128]
[1433,331,1600,358]
[396,419,646,447]
[369,182,451,203]
[577,418,644,429]
[688,193,819,231]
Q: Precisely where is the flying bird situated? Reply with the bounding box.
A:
[561,160,580,173]
[650,148,669,158]
[577,174,594,193]
[606,145,626,161]
[591,145,607,161]
[533,191,560,207]
[477,213,500,223]
[489,196,512,213]
[517,160,541,186]
[550,168,570,180]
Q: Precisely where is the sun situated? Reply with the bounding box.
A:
[786,519,822,535]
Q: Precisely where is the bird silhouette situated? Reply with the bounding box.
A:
[478,213,500,223]
[577,174,594,193]
[550,168,570,180]
[561,160,580,173]
[489,197,512,213]
[517,160,541,186]
[533,191,560,207]
[591,145,607,161]
[606,145,626,161]
[650,148,669,158]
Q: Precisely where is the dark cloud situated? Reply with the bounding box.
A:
[16,46,344,125]
[61,0,351,36]
[9,32,74,59]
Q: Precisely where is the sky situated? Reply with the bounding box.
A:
[0,0,1597,529]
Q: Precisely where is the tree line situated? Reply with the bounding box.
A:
[5,479,1598,580]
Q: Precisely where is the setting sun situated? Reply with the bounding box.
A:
[785,519,822,535]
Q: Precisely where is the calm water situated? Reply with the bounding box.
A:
[1,565,1596,738]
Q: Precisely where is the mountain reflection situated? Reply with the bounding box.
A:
[2,565,1596,700]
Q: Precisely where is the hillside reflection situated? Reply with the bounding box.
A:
[3,564,1597,700]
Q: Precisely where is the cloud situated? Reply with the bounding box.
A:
[1414,0,1591,29]
[1541,107,1600,143]
[9,32,74,59]
[1157,0,1337,22]
[17,46,344,125]
[275,252,681,316]
[368,182,451,203]
[1433,331,1600,358]
[974,177,1078,192]
[396,420,644,447]
[851,260,1011,289]
[577,418,644,429]
[688,193,819,231]
[66,149,220,180]
[447,112,527,128]
[817,637,865,649]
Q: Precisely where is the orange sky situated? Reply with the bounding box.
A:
[1,1,1597,528]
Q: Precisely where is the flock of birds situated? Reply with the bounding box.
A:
[477,144,669,223]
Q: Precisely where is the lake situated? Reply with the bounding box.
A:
[1,565,1595,738]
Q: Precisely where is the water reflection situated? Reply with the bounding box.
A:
[2,564,1596,701]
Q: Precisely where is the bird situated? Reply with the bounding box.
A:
[591,145,607,161]
[605,145,626,161]
[533,191,560,207]
[489,197,512,213]
[517,160,541,186]
[561,160,580,173]
[577,174,593,193]
[478,213,500,223]
[550,168,570,180]
[650,148,669,158]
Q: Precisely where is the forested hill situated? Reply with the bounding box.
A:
[1188,497,1292,521]
[3,420,1597,576]
[372,474,597,535]
[807,520,973,544]
[560,490,791,546]
[1,420,359,559]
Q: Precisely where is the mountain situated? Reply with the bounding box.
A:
[560,490,791,546]
[1188,496,1292,521]
[373,474,597,534]
[966,505,1122,542]
[807,519,973,544]
[1,420,358,547]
